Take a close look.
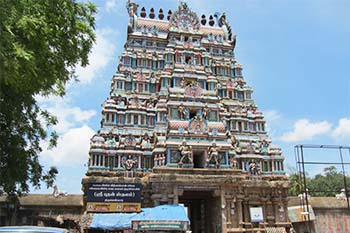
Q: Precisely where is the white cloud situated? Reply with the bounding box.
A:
[264,110,282,122]
[281,119,332,142]
[104,0,126,15]
[331,118,350,142]
[105,0,118,12]
[41,125,95,165]
[37,95,97,166]
[262,109,285,141]
[38,96,96,134]
[264,110,282,133]
[105,0,125,13]
[75,28,116,84]
[48,104,96,134]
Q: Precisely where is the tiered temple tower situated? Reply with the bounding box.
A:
[82,1,290,232]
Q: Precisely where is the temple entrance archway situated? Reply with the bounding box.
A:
[179,190,221,233]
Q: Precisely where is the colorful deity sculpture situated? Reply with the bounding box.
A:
[178,141,193,167]
[207,142,220,168]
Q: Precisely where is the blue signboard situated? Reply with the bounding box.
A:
[87,183,141,203]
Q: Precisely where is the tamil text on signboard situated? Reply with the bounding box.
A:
[86,183,141,213]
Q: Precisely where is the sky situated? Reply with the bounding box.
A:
[35,0,350,194]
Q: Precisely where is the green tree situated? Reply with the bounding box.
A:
[288,172,312,196]
[289,166,350,197]
[288,173,301,196]
[0,0,96,194]
[308,166,349,197]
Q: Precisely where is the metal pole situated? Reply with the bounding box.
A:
[296,146,304,209]
[300,146,312,233]
[296,146,303,195]
[348,148,350,211]
[294,146,301,195]
[294,146,299,173]
[340,148,350,211]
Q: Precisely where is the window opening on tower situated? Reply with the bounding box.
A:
[189,109,197,119]
[185,55,192,64]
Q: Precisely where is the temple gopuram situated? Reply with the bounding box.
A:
[82,1,290,232]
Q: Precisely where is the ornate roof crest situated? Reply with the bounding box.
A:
[169,1,200,32]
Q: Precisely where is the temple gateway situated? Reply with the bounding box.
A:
[82,1,290,232]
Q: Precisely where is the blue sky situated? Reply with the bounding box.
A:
[35,0,350,194]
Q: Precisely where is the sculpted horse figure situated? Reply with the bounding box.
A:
[336,189,347,201]
[53,184,68,197]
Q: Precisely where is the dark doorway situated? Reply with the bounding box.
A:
[179,191,221,233]
[193,151,205,168]
[189,109,196,119]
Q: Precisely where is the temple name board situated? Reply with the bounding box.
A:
[86,183,141,213]
[132,221,188,231]
[132,221,189,231]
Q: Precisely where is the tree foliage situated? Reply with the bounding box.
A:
[289,166,350,197]
[0,0,96,194]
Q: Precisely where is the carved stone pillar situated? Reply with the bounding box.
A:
[277,199,288,223]
[243,201,249,222]
[236,199,243,227]
[173,186,179,205]
[151,193,162,206]
[221,189,227,233]
[272,200,279,223]
[204,150,208,163]
[263,201,268,224]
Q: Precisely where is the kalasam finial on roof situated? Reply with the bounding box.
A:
[169,1,200,32]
